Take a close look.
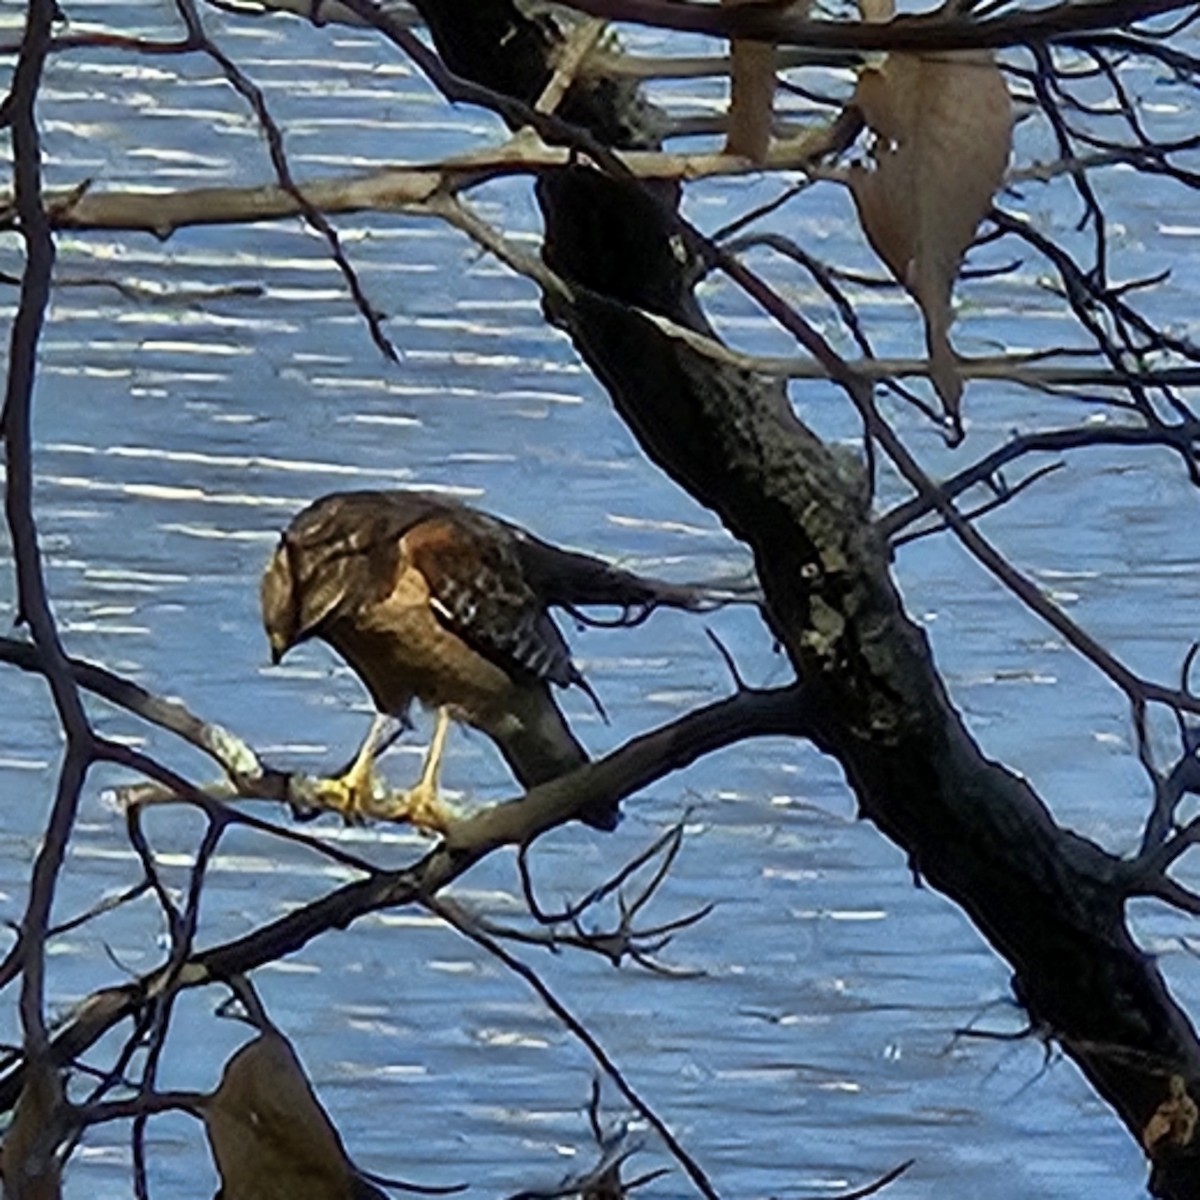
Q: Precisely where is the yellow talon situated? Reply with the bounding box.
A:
[309,712,389,824]
[302,710,455,834]
[375,707,454,835]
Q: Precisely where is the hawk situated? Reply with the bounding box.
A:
[261,490,746,833]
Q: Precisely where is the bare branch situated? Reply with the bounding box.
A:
[173,0,399,360]
[880,421,1200,538]
[829,1158,916,1200]
[0,31,200,56]
[518,822,689,926]
[3,0,97,1064]
[0,636,268,784]
[557,0,1200,52]
[684,247,1200,721]
[890,463,1066,548]
[0,129,850,236]
[0,686,812,1112]
[427,895,722,1200]
[536,17,606,115]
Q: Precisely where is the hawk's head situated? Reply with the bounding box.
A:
[261,538,301,664]
[261,529,358,664]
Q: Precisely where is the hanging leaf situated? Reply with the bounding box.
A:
[847,0,1012,435]
[201,1031,386,1200]
[1,1063,65,1200]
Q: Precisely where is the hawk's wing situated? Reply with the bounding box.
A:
[401,509,577,689]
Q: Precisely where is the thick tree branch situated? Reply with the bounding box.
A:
[559,0,1198,51]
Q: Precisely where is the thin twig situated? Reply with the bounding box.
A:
[174,0,398,360]
[427,895,722,1200]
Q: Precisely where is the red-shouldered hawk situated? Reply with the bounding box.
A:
[262,490,743,833]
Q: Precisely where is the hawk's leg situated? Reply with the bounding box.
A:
[309,712,390,823]
[374,707,455,834]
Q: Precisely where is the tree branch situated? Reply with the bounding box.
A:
[559,0,1199,52]
[0,685,812,1111]
[3,0,97,1067]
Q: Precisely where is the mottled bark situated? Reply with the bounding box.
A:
[410,0,1200,1193]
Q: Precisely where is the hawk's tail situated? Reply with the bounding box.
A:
[490,689,619,832]
[513,531,762,622]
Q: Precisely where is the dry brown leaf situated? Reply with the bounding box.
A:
[202,1031,384,1200]
[1,1062,65,1200]
[847,0,1012,432]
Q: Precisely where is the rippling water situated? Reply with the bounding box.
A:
[1,2,1199,1196]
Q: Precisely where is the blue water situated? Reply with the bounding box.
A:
[1,2,1198,1196]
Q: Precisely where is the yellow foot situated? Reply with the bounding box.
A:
[300,713,388,824]
[306,772,377,825]
[373,707,455,835]
[377,779,454,836]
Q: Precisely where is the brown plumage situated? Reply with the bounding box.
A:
[262,490,743,831]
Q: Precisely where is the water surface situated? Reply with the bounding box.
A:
[1,3,1197,1196]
